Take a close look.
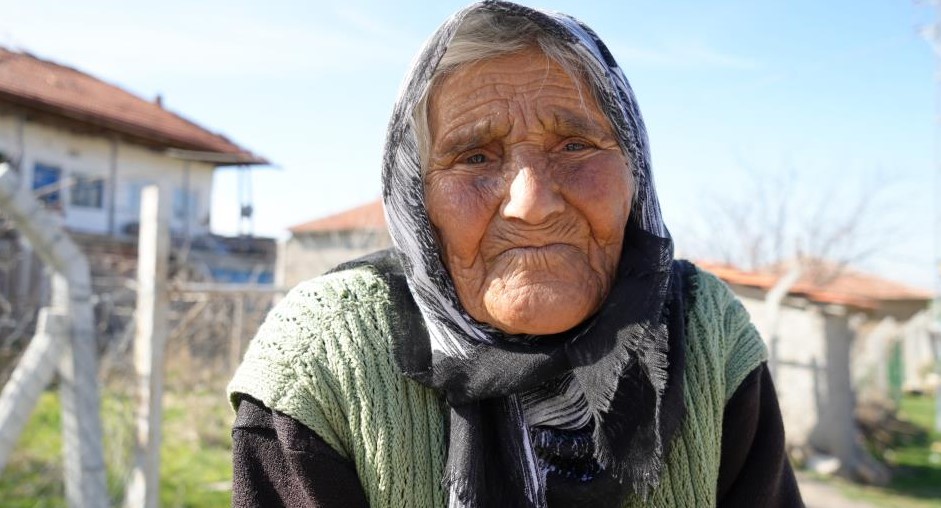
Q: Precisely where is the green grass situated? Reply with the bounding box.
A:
[158,391,233,508]
[820,393,941,508]
[8,390,938,507]
[0,389,234,508]
[0,392,66,508]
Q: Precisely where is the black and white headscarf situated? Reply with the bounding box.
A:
[381,2,679,507]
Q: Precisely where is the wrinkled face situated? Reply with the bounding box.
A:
[424,47,633,335]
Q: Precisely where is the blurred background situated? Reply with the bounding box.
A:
[0,0,938,506]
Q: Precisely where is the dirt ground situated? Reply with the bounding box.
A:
[797,472,876,508]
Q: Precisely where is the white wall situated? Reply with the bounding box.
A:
[734,284,925,453]
[0,112,215,237]
[737,290,828,449]
[901,310,936,392]
[279,230,391,288]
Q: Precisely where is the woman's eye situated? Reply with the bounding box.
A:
[465,153,487,164]
[563,141,588,151]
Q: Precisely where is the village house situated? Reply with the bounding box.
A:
[697,260,934,481]
[277,199,389,287]
[0,47,268,239]
[0,47,277,287]
[0,47,276,344]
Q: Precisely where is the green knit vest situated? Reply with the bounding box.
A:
[228,265,766,507]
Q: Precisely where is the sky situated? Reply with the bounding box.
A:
[0,0,935,289]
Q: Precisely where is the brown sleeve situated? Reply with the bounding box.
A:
[716,364,804,507]
[231,395,369,508]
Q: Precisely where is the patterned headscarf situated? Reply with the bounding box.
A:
[382,2,677,506]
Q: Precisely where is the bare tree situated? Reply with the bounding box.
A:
[687,165,903,282]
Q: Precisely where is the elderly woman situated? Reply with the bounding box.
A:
[229,2,802,507]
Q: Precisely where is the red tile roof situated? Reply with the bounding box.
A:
[289,199,386,234]
[696,260,933,310]
[0,47,267,165]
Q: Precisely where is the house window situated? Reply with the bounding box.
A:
[70,173,104,208]
[32,163,62,207]
[173,188,199,221]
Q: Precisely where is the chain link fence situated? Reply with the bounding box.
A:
[0,219,280,506]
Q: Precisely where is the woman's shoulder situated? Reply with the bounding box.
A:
[288,262,395,318]
[684,262,738,311]
[251,259,402,367]
[228,259,404,411]
[229,255,445,464]
[684,262,756,331]
[681,260,768,401]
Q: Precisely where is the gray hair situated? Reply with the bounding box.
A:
[412,9,634,196]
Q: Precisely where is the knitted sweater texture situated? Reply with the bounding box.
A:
[228,264,767,508]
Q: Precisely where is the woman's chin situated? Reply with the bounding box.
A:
[481,285,598,335]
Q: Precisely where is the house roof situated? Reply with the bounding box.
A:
[696,260,933,311]
[289,199,386,234]
[0,47,268,165]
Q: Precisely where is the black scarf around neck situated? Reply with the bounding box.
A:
[336,240,694,507]
[415,227,679,507]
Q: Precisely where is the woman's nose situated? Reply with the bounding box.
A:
[501,154,564,224]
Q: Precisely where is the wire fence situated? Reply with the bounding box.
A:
[0,220,279,506]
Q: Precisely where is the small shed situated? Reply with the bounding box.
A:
[698,260,934,481]
[277,199,391,288]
